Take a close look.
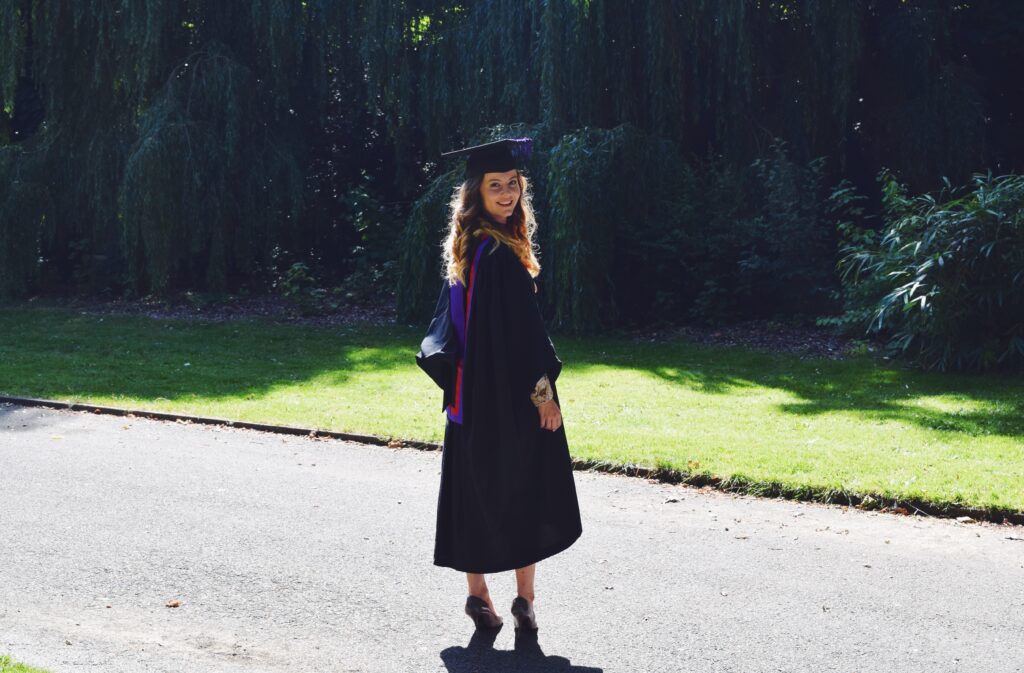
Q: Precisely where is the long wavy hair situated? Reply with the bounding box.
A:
[442,170,541,286]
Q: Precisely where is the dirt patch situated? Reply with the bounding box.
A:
[625,320,872,360]
[19,293,397,327]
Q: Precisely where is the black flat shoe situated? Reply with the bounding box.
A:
[465,595,503,629]
[510,596,538,631]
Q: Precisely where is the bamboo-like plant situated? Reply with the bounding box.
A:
[827,170,1024,372]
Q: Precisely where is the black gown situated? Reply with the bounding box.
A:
[416,233,583,573]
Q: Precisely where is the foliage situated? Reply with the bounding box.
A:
[395,169,457,324]
[401,130,875,335]
[732,141,839,322]
[0,142,47,299]
[545,126,626,333]
[823,170,1024,372]
[1,0,1022,336]
[0,0,356,299]
[274,262,338,316]
[119,40,305,296]
[621,138,840,327]
[274,253,395,317]
[334,175,403,306]
[816,178,878,333]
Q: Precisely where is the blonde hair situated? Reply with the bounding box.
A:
[442,170,541,286]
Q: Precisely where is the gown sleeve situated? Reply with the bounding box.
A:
[415,278,458,411]
[489,244,563,403]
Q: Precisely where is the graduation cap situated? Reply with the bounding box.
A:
[441,137,533,179]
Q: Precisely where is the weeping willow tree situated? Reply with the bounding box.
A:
[1,0,1020,330]
[391,0,911,173]
[0,0,340,298]
[118,40,306,294]
[394,0,1022,329]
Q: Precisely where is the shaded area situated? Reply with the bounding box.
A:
[0,403,61,434]
[0,307,409,402]
[440,629,602,673]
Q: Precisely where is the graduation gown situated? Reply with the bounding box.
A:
[416,233,583,573]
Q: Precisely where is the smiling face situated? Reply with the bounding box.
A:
[479,170,521,223]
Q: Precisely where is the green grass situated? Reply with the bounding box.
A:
[1,306,1022,515]
[0,654,51,673]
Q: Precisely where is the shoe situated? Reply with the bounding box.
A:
[465,595,503,629]
[510,596,538,631]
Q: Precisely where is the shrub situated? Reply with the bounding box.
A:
[274,261,342,316]
[733,142,838,322]
[664,140,840,326]
[400,129,843,333]
[822,169,1024,372]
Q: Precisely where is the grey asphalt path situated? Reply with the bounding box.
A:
[1,402,1022,673]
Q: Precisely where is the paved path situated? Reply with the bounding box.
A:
[1,402,1021,673]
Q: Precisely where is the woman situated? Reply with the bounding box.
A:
[416,138,583,633]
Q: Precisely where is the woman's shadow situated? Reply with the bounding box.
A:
[440,626,603,672]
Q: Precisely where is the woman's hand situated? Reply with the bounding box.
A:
[537,399,562,431]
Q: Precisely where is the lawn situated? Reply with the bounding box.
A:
[1,306,1021,515]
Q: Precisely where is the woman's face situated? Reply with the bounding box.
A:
[479,170,521,223]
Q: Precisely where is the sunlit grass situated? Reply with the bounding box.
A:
[1,306,1021,513]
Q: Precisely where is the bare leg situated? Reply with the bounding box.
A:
[515,563,536,606]
[466,573,498,613]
